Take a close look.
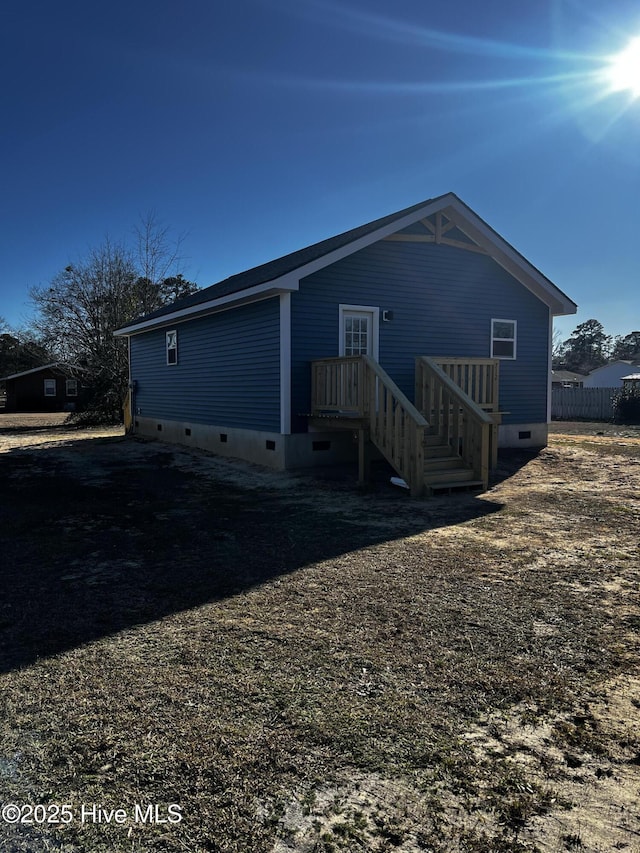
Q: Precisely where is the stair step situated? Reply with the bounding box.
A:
[424,434,449,447]
[423,456,465,471]
[423,467,477,484]
[424,444,454,458]
[428,479,485,493]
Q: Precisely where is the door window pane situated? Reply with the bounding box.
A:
[344,314,370,356]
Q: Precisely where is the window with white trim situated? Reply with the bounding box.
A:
[491,319,517,359]
[44,379,56,396]
[66,379,78,396]
[166,330,178,365]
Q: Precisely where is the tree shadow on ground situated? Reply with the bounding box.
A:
[0,433,533,674]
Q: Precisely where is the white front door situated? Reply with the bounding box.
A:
[339,305,379,359]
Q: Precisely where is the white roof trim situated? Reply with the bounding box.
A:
[115,282,295,336]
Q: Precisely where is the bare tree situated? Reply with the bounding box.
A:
[29,239,138,419]
[551,326,565,369]
[133,213,196,315]
[135,211,185,279]
[29,226,200,421]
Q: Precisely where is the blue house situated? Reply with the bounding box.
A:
[115,193,577,496]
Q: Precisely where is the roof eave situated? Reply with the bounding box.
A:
[114,282,296,336]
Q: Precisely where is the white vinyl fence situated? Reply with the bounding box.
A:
[551,387,617,420]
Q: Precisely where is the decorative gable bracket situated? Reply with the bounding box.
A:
[384,211,488,255]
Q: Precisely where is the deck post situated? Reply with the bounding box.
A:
[411,424,425,498]
[358,428,371,486]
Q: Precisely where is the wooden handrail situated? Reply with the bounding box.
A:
[362,356,427,497]
[415,356,491,490]
[312,356,427,496]
[360,356,427,424]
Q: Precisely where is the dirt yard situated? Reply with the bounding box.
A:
[0,414,638,853]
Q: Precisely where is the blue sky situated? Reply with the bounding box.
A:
[1,0,639,344]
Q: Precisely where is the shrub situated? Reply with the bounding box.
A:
[613,388,640,423]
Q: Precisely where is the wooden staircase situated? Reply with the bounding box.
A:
[422,431,485,493]
[415,356,494,494]
[311,355,497,497]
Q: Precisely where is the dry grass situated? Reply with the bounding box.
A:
[0,415,638,852]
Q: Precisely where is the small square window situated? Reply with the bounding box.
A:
[166,330,178,365]
[491,319,516,360]
[44,379,56,397]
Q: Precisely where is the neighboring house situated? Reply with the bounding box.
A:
[551,370,585,388]
[0,363,86,412]
[583,361,640,388]
[115,192,577,496]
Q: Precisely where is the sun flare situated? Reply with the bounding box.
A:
[605,36,640,97]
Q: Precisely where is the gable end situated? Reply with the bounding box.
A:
[115,192,576,336]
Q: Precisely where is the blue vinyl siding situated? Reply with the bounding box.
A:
[131,297,280,431]
[291,240,549,431]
